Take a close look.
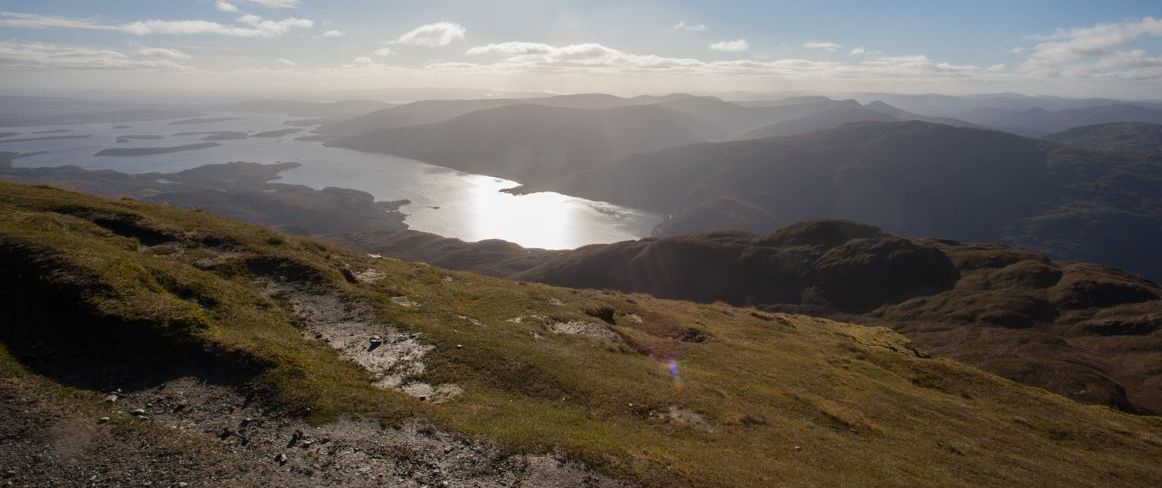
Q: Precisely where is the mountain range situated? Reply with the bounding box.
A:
[329,220,1162,414]
[516,121,1162,281]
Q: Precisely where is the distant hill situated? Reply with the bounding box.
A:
[327,103,706,183]
[957,104,1162,135]
[330,220,1162,414]
[1046,122,1162,153]
[737,99,898,139]
[317,93,681,140]
[525,121,1162,280]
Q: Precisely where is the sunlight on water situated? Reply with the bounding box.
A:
[466,175,575,249]
[4,112,661,249]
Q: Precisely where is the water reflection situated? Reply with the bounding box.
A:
[466,175,575,249]
[5,112,661,249]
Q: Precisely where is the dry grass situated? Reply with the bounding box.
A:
[2,181,1162,487]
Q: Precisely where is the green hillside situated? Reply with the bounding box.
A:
[2,181,1161,487]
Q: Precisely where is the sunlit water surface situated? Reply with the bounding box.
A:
[2,112,661,249]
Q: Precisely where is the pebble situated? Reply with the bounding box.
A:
[104,394,118,403]
[130,408,147,417]
[275,453,288,466]
[97,416,110,423]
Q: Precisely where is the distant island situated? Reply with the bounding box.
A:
[115,134,165,143]
[94,142,221,156]
[0,134,91,144]
[251,128,302,138]
[168,117,244,126]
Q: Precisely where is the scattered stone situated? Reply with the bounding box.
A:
[390,296,418,308]
[275,453,288,466]
[401,383,464,404]
[455,315,483,326]
[549,321,621,341]
[353,267,385,284]
[97,416,110,423]
[192,258,218,270]
[104,394,118,403]
[130,408,147,417]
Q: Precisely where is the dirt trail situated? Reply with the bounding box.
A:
[0,373,628,487]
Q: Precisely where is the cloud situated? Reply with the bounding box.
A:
[215,1,239,13]
[0,41,192,70]
[0,11,314,37]
[135,47,191,60]
[0,11,116,30]
[466,42,555,56]
[455,40,1007,84]
[671,21,707,32]
[1009,47,1025,54]
[804,41,843,52]
[709,39,749,52]
[236,0,299,8]
[465,42,702,71]
[394,22,466,47]
[849,47,882,56]
[321,29,345,38]
[275,58,295,67]
[1021,17,1162,80]
[373,47,393,56]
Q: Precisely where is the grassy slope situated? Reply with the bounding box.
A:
[2,181,1162,487]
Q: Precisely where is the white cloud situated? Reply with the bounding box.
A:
[352,56,373,65]
[321,29,345,38]
[275,58,295,67]
[215,1,239,13]
[394,22,466,47]
[1009,47,1026,54]
[455,40,1006,84]
[466,42,555,56]
[0,11,116,30]
[0,11,313,37]
[373,47,393,56]
[849,47,882,56]
[709,39,749,52]
[804,41,844,52]
[1021,17,1162,80]
[465,42,702,70]
[135,47,191,60]
[671,21,707,32]
[0,41,192,70]
[236,0,299,8]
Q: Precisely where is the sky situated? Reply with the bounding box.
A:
[1,0,1161,99]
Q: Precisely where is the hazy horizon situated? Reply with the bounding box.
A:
[2,1,1161,99]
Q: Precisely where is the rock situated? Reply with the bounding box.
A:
[192,258,218,270]
[275,453,288,466]
[97,416,110,423]
[130,408,147,417]
[104,394,118,403]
